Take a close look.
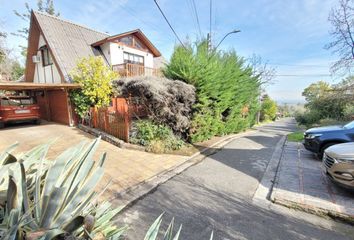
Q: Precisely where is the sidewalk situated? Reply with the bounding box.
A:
[271,141,354,222]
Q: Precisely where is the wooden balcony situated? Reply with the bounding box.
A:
[112,63,162,78]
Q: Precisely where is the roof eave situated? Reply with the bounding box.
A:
[91,29,162,57]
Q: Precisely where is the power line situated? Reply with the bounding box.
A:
[267,62,332,68]
[191,0,202,38]
[115,2,174,41]
[185,0,200,38]
[274,74,334,77]
[153,0,186,49]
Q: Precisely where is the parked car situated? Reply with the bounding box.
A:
[0,96,41,128]
[323,142,354,189]
[303,121,354,158]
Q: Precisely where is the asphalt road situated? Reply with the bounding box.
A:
[115,118,353,240]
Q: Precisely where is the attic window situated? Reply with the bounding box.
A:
[119,36,133,46]
[40,45,53,67]
[134,38,144,50]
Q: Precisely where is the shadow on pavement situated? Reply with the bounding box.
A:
[117,173,349,240]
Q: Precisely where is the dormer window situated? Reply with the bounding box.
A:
[40,45,53,67]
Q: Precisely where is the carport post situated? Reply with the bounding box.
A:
[44,90,51,121]
[65,88,74,127]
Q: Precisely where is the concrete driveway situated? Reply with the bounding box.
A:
[0,122,187,199]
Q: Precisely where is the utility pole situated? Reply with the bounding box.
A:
[207,33,211,52]
[208,0,212,52]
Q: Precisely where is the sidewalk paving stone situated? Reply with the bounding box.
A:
[271,141,354,223]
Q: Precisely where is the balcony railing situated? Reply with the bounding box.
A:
[112,63,162,78]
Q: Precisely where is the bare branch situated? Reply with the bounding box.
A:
[248,54,276,86]
[325,0,354,74]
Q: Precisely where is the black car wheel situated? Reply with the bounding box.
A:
[0,122,4,129]
[318,142,340,159]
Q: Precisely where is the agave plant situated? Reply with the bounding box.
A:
[143,213,213,240]
[0,138,126,240]
[0,142,51,202]
[0,138,214,240]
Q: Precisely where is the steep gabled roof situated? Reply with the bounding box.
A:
[25,11,109,82]
[92,29,161,57]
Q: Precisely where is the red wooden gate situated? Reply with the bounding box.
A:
[91,107,130,142]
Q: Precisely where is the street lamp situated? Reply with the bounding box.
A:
[213,29,241,52]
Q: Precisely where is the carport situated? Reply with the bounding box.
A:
[0,82,80,126]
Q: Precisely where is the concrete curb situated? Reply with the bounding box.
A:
[252,135,286,207]
[110,130,256,211]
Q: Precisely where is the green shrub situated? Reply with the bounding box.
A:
[260,95,277,121]
[295,110,322,127]
[70,56,117,119]
[164,40,260,143]
[343,104,354,120]
[318,118,347,126]
[131,120,184,153]
[298,78,354,127]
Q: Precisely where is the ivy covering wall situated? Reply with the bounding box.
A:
[164,41,261,142]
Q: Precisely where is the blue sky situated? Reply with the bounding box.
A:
[0,0,341,103]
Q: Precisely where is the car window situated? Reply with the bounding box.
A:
[20,98,34,105]
[0,98,34,106]
[343,121,354,129]
[7,99,21,106]
[0,99,10,106]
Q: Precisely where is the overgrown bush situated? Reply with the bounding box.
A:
[297,78,354,126]
[295,110,322,127]
[343,104,354,120]
[260,95,277,121]
[131,120,184,153]
[164,40,260,142]
[112,76,195,136]
[70,56,118,119]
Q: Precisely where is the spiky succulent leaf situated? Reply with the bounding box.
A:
[144,213,163,240]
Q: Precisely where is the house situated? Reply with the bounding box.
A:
[0,11,162,126]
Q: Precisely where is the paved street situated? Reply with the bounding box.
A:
[116,118,354,240]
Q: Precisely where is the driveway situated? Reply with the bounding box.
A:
[115,118,354,240]
[0,122,187,199]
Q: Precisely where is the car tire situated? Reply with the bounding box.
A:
[318,142,339,160]
[34,119,41,125]
[0,122,4,129]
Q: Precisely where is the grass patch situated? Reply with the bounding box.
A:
[287,131,304,142]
